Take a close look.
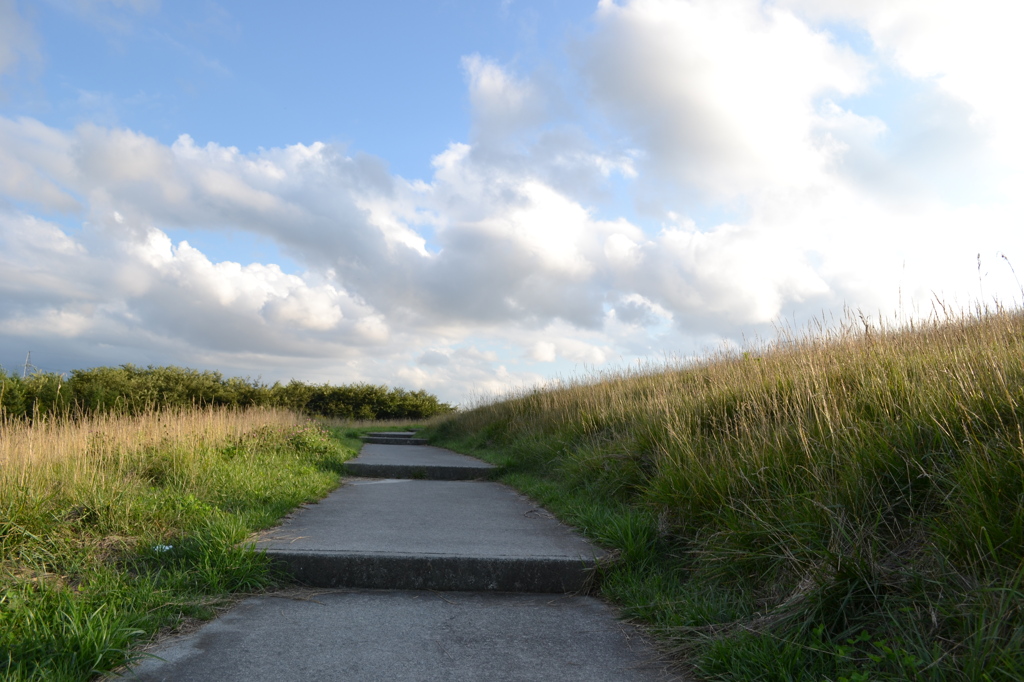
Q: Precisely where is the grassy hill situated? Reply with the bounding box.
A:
[427,308,1024,680]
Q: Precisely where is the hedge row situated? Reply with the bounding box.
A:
[0,364,454,421]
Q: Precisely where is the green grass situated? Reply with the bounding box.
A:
[1,409,357,680]
[426,307,1024,681]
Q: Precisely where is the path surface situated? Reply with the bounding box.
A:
[122,435,683,681]
[343,442,496,480]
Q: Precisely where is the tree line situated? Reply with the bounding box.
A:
[0,364,454,421]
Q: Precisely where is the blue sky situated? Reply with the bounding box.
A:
[12,1,593,176]
[1,0,1022,403]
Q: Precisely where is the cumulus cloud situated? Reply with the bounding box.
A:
[1,0,1022,403]
[579,0,872,201]
[463,54,547,145]
[783,0,1024,143]
[0,112,631,399]
[574,0,1022,324]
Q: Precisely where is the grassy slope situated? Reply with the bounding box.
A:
[0,408,361,681]
[427,310,1024,681]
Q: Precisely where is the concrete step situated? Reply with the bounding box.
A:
[343,443,496,481]
[360,432,427,445]
[360,430,428,446]
[255,479,606,593]
[124,589,679,681]
[361,436,429,445]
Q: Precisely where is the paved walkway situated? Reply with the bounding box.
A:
[122,435,682,680]
[343,442,495,480]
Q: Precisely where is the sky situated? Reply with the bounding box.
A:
[1,0,1022,405]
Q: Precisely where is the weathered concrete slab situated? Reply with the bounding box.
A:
[255,480,605,592]
[122,589,682,681]
[362,436,429,445]
[361,431,426,445]
[344,443,496,480]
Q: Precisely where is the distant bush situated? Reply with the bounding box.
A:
[0,364,454,421]
[301,383,449,420]
[0,368,72,420]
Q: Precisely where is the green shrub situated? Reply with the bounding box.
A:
[0,364,455,421]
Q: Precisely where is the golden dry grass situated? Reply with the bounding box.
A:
[0,407,308,493]
[432,306,1024,679]
[2,407,351,680]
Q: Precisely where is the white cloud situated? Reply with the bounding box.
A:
[529,341,557,362]
[0,117,79,212]
[580,0,872,200]
[613,293,672,327]
[0,112,636,399]
[0,0,39,80]
[777,0,1022,204]
[463,54,545,142]
[783,0,1024,149]
[1,0,1023,403]
[3,308,94,338]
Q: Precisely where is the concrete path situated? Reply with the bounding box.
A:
[256,478,601,591]
[344,443,496,480]
[125,589,677,681]
[121,440,683,680]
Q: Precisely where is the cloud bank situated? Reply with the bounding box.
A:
[1,0,1021,403]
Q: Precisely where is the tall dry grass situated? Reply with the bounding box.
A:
[0,406,307,492]
[1,407,352,680]
[432,306,1024,679]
